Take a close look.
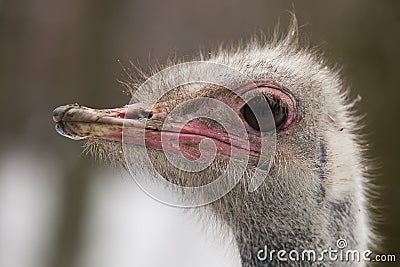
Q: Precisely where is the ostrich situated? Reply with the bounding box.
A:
[52,21,374,266]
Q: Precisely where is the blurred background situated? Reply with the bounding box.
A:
[0,0,399,266]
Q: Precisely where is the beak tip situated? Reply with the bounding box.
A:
[52,104,80,122]
[53,106,66,122]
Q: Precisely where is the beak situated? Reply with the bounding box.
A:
[52,103,152,141]
[52,103,261,162]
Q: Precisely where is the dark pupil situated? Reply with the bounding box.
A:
[241,94,287,132]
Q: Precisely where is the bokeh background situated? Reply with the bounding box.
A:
[0,0,399,266]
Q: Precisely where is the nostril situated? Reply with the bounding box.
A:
[125,109,154,120]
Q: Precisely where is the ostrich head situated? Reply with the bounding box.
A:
[53,20,373,266]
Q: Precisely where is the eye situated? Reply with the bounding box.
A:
[240,94,288,132]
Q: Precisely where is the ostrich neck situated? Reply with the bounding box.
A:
[215,182,360,267]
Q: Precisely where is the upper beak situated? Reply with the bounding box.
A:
[54,103,131,141]
[52,102,163,143]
